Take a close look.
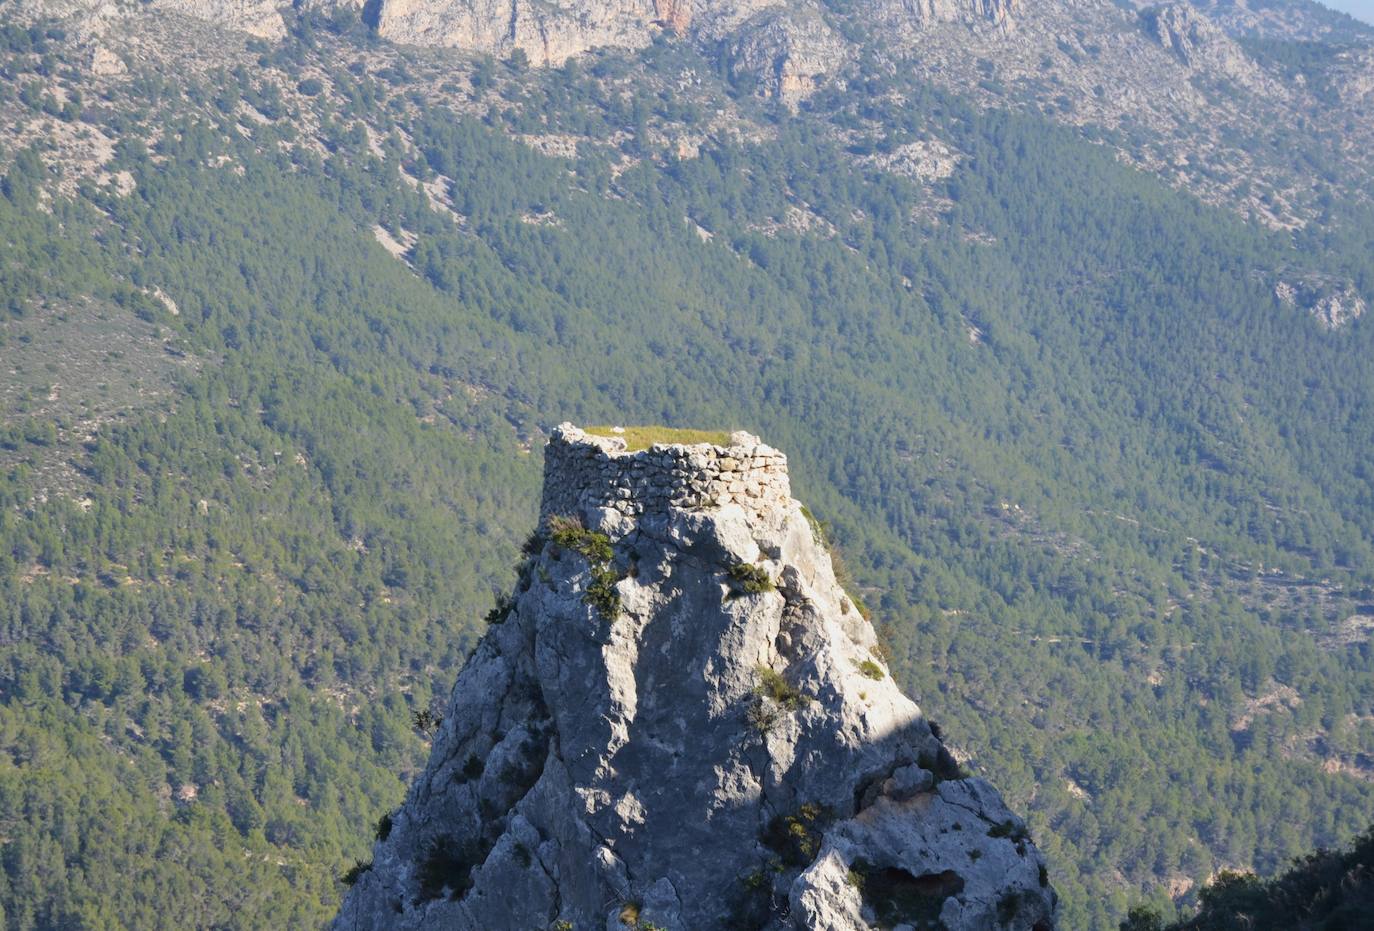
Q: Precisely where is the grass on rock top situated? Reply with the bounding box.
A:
[583,425,733,451]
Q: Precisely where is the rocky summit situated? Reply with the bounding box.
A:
[334,424,1056,930]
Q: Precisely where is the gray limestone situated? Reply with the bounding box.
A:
[334,425,1057,930]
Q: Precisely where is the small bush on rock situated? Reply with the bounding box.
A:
[412,708,443,736]
[417,834,481,901]
[730,864,785,927]
[485,593,514,625]
[548,515,623,619]
[749,666,812,734]
[871,636,895,666]
[856,659,885,680]
[727,562,774,596]
[741,869,769,890]
[617,901,666,930]
[585,564,623,618]
[988,817,1032,857]
[761,803,828,867]
[846,866,867,890]
[340,859,371,886]
[747,698,783,734]
[548,515,613,563]
[988,819,1030,843]
[755,666,810,710]
[998,889,1037,925]
[460,754,484,781]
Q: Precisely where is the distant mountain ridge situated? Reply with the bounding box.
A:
[11,0,1374,230]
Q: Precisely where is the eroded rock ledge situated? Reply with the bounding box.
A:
[334,425,1057,930]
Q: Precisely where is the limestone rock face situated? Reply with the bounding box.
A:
[334,424,1057,930]
[725,7,848,105]
[89,43,126,75]
[146,0,287,37]
[1330,46,1374,108]
[371,0,660,65]
[1275,278,1368,331]
[859,138,959,182]
[969,0,1018,28]
[865,0,1022,32]
[26,0,1013,65]
[1307,291,1366,331]
[1138,3,1287,96]
[5,0,288,39]
[367,0,776,62]
[1140,4,1251,76]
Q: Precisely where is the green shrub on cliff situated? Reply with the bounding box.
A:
[727,562,774,596]
[549,516,622,618]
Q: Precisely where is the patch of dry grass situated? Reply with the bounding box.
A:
[583,425,732,450]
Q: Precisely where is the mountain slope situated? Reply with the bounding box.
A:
[16,0,1374,231]
[1125,823,1374,929]
[0,4,1371,929]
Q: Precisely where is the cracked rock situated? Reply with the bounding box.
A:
[334,425,1056,930]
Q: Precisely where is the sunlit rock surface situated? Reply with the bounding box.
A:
[334,424,1056,930]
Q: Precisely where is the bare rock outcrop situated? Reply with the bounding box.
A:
[4,0,288,39]
[1139,2,1274,91]
[370,0,658,65]
[1183,0,1374,43]
[1275,278,1368,331]
[859,138,960,182]
[367,0,777,62]
[146,0,286,38]
[726,7,848,104]
[1329,46,1374,108]
[866,0,1022,32]
[334,424,1057,930]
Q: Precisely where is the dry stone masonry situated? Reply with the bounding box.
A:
[539,423,791,525]
[336,425,1057,930]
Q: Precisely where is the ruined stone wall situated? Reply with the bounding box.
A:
[538,423,790,525]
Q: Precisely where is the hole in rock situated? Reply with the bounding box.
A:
[857,865,965,929]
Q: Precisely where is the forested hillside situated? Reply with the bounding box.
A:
[0,9,1372,928]
[1122,824,1374,929]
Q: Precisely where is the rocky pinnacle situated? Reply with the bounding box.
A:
[334,424,1057,930]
